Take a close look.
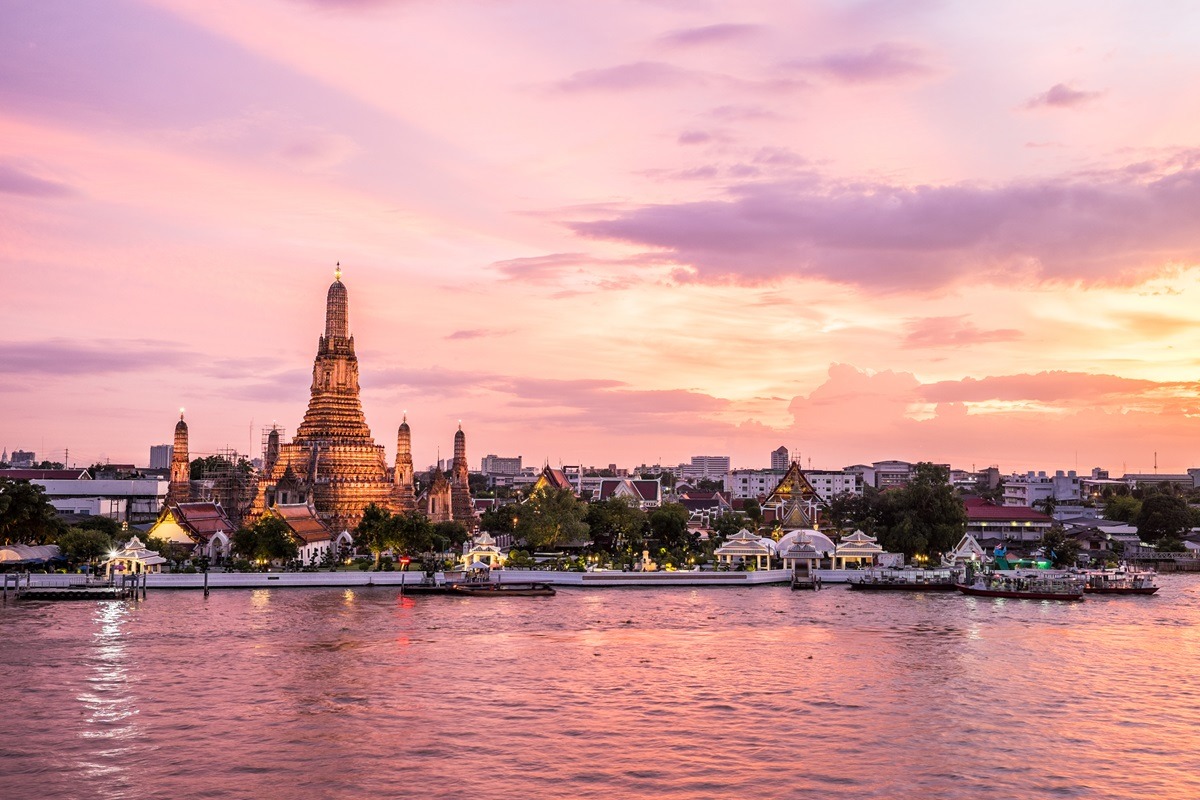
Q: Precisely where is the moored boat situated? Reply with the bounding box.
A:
[956,573,1084,601]
[451,582,556,597]
[1084,569,1159,595]
[848,568,959,591]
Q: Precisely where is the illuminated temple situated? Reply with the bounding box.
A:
[250,269,474,532]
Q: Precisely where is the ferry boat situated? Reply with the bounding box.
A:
[848,567,959,591]
[451,581,556,597]
[1083,568,1159,595]
[956,573,1084,601]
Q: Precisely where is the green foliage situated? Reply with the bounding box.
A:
[189,454,253,481]
[504,549,536,569]
[355,504,442,565]
[873,463,967,558]
[515,487,589,550]
[584,496,647,554]
[432,520,470,552]
[742,498,762,528]
[1135,493,1193,545]
[648,502,693,550]
[1040,526,1080,567]
[74,515,122,538]
[232,515,299,564]
[694,478,724,492]
[823,491,872,536]
[57,527,114,566]
[1104,494,1142,523]
[479,505,517,535]
[0,478,67,545]
[708,512,744,542]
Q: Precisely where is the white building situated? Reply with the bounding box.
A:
[149,444,173,470]
[1003,470,1081,507]
[803,471,863,501]
[724,469,785,499]
[480,454,523,475]
[770,446,790,472]
[679,455,731,481]
[38,479,169,523]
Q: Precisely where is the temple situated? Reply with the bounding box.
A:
[251,269,399,532]
[167,411,191,505]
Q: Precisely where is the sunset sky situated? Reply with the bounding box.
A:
[4,0,1200,474]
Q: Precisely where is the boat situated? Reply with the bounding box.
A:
[848,568,959,591]
[956,573,1084,601]
[1083,569,1159,595]
[451,581,556,597]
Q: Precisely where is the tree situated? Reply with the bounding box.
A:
[708,512,744,542]
[354,503,394,566]
[431,520,470,553]
[75,515,122,539]
[58,528,114,568]
[1104,494,1141,523]
[695,478,724,492]
[1135,493,1193,545]
[515,487,589,550]
[648,503,693,551]
[233,515,299,565]
[1039,526,1080,568]
[1033,496,1058,518]
[479,505,517,536]
[823,492,868,538]
[584,496,647,554]
[0,478,67,545]
[874,463,967,558]
[742,498,762,530]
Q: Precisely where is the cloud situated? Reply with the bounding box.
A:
[445,328,513,341]
[786,42,934,84]
[553,62,700,92]
[0,164,75,198]
[778,364,1200,469]
[568,161,1200,290]
[678,130,713,145]
[1025,83,1103,109]
[0,339,196,375]
[658,24,762,48]
[902,316,1022,348]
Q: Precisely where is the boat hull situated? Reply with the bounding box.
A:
[956,584,1083,601]
[1083,586,1159,595]
[451,583,556,597]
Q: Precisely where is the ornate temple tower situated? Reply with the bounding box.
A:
[252,269,394,531]
[425,466,452,523]
[264,425,281,477]
[392,416,416,512]
[450,424,475,523]
[167,411,190,505]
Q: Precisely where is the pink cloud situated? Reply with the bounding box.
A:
[569,164,1200,289]
[658,24,762,48]
[0,164,74,198]
[786,42,934,84]
[1025,83,1103,109]
[779,364,1200,470]
[903,316,1022,348]
[553,62,699,92]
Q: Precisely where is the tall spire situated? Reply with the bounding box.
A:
[393,414,415,511]
[324,264,348,340]
[168,409,190,506]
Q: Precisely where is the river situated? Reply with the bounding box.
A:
[2,577,1198,799]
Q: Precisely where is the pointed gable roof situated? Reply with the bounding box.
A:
[152,502,236,545]
[534,465,575,494]
[765,463,822,528]
[268,503,333,544]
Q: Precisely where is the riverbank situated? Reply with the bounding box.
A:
[19,568,871,590]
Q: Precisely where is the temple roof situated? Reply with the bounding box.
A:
[171,502,235,540]
[271,503,333,544]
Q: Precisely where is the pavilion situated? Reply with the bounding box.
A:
[714,529,775,570]
[462,531,504,568]
[103,536,167,576]
[833,530,884,569]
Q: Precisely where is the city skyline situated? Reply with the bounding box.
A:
[4,1,1200,472]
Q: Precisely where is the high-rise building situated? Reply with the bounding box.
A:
[681,455,730,480]
[149,444,173,470]
[770,446,789,472]
[481,454,523,475]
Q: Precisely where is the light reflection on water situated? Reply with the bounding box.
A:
[1,579,1198,799]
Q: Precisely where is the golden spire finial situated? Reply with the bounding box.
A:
[179,407,185,420]
[334,261,341,282]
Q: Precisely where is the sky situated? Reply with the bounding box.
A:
[3,0,1200,475]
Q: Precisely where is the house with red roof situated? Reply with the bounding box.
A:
[597,478,662,510]
[964,497,1052,543]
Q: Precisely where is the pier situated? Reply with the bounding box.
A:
[4,573,147,602]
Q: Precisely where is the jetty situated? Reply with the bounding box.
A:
[3,573,147,602]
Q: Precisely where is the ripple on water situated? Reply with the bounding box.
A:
[1,579,1199,799]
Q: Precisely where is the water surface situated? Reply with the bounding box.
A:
[2,578,1198,799]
